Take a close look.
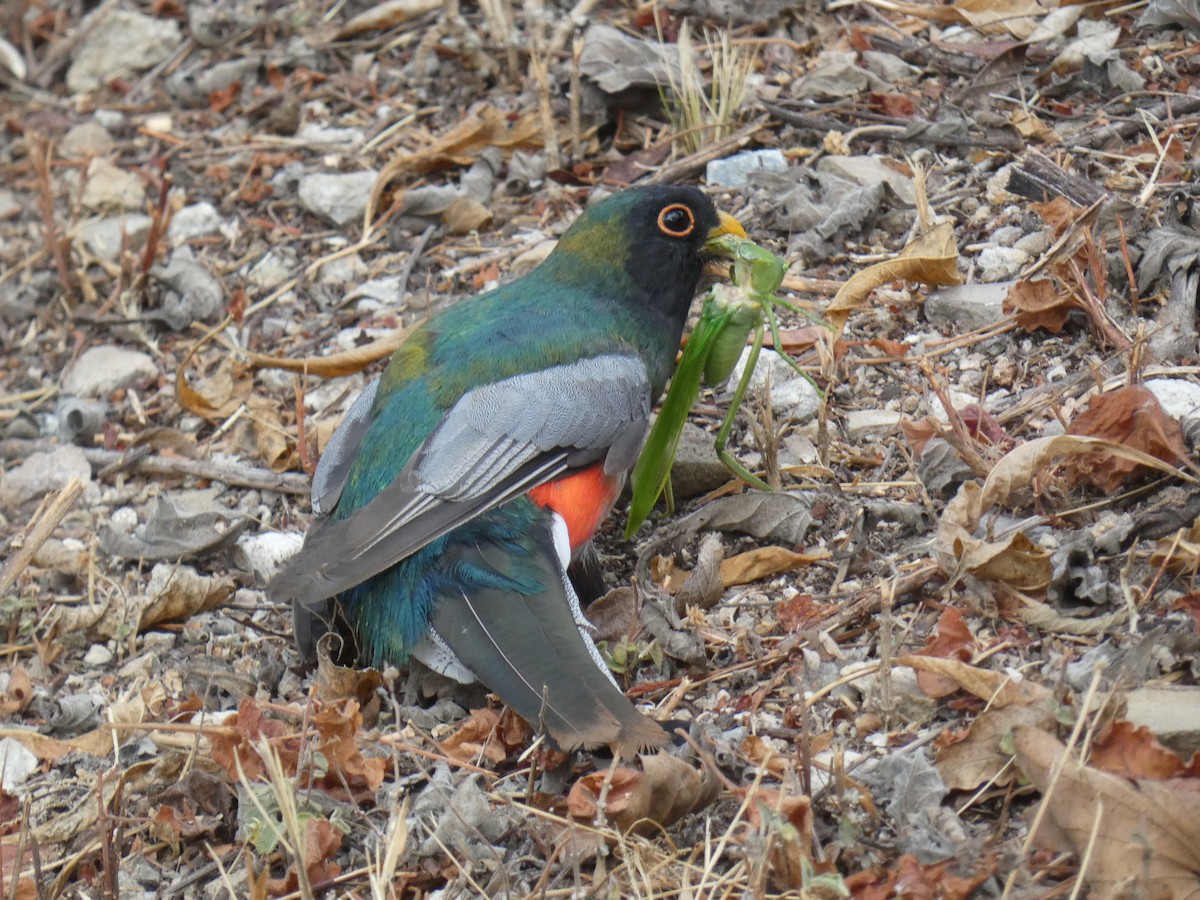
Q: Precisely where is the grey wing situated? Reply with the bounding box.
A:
[269,353,651,607]
[310,377,379,517]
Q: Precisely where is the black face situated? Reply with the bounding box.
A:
[621,184,722,322]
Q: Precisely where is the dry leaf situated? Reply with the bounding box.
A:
[335,0,440,38]
[956,0,1050,39]
[719,545,828,587]
[914,608,977,698]
[1152,516,1200,574]
[440,708,531,765]
[370,107,541,223]
[1090,720,1198,781]
[1066,386,1189,493]
[1005,278,1081,334]
[140,564,235,630]
[176,357,253,420]
[245,395,292,472]
[567,752,720,835]
[1014,726,1200,897]
[825,221,961,339]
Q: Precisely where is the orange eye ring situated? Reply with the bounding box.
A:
[657,203,696,238]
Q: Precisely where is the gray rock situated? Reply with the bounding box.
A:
[234,532,303,584]
[63,345,157,397]
[844,409,903,440]
[1125,685,1200,757]
[861,50,920,84]
[1145,377,1200,445]
[976,246,1031,282]
[0,190,17,220]
[0,738,39,792]
[706,149,788,188]
[0,445,92,510]
[59,120,116,158]
[726,347,821,422]
[816,154,915,205]
[925,282,1012,330]
[167,202,223,244]
[670,421,732,500]
[293,123,365,149]
[73,214,153,262]
[1014,229,1051,256]
[990,225,1023,247]
[152,250,224,328]
[298,170,378,226]
[80,158,145,211]
[66,8,182,93]
[246,248,296,290]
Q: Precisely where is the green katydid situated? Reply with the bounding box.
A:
[626,234,820,537]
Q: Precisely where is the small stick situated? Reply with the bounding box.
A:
[0,478,84,597]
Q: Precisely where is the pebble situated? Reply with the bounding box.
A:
[669,421,733,499]
[63,345,157,397]
[0,190,18,220]
[924,282,1011,331]
[844,409,903,440]
[80,158,145,211]
[0,738,39,792]
[990,225,1023,247]
[59,120,116,158]
[72,214,153,262]
[234,532,304,584]
[0,445,92,509]
[726,347,821,422]
[1145,377,1200,444]
[246,248,296,290]
[167,201,223,244]
[298,170,378,226]
[706,149,788,188]
[83,643,114,666]
[66,8,182,92]
[976,246,1030,282]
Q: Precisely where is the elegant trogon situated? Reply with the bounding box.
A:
[269,185,745,756]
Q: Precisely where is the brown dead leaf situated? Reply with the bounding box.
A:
[238,328,407,379]
[334,0,440,38]
[936,481,1053,591]
[915,608,977,698]
[266,816,343,897]
[176,357,253,421]
[1005,278,1080,334]
[0,665,33,715]
[140,564,236,631]
[737,784,817,891]
[314,648,383,723]
[956,0,1047,39]
[673,533,725,612]
[567,753,720,835]
[311,701,387,797]
[719,545,828,588]
[370,107,541,224]
[1014,725,1200,897]
[898,655,1053,708]
[937,700,1058,791]
[207,697,293,783]
[1090,720,1194,780]
[1152,517,1200,575]
[245,395,293,472]
[439,708,531,765]
[825,220,961,339]
[1066,386,1188,493]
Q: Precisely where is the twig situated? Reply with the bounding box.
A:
[0,477,84,597]
[647,115,770,185]
[0,439,310,495]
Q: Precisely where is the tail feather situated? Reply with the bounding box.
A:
[428,511,666,756]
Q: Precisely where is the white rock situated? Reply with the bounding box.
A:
[726,347,821,422]
[925,282,1012,331]
[706,149,788,188]
[246,249,295,290]
[0,446,92,510]
[73,214,153,262]
[63,345,157,397]
[0,737,39,792]
[66,8,182,93]
[0,190,17,220]
[1145,377,1200,444]
[83,643,114,666]
[168,202,223,244]
[80,159,145,211]
[298,170,378,226]
[234,532,304,584]
[844,409,903,440]
[976,246,1031,282]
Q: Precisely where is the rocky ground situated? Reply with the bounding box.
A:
[2,0,1200,897]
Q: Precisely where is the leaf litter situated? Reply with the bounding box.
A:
[1,0,1200,897]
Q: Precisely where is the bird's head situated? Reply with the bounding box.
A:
[542,185,746,324]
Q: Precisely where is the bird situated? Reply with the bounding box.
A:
[269,184,746,757]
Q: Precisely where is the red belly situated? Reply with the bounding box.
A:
[528,465,622,554]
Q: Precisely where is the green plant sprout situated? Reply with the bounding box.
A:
[626,234,820,537]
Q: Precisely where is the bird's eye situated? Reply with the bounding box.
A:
[657,203,695,238]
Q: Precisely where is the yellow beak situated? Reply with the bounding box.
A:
[708,210,747,241]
